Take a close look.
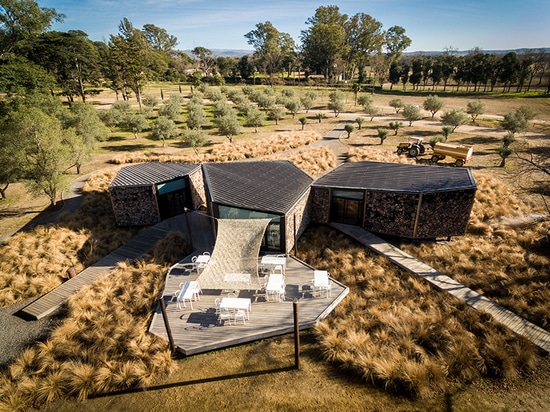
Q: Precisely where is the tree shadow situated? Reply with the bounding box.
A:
[102,144,158,152]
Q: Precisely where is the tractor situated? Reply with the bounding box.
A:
[396,136,427,157]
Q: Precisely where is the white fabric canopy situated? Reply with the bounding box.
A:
[197,218,270,290]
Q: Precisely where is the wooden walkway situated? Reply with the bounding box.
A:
[330,223,550,353]
[19,212,212,320]
[148,255,349,356]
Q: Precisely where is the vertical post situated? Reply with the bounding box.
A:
[412,193,423,239]
[293,298,300,370]
[293,214,298,256]
[159,297,176,354]
[184,207,194,250]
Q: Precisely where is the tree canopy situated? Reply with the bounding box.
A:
[0,0,64,56]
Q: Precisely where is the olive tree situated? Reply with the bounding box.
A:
[151,115,178,147]
[328,90,345,117]
[389,98,405,113]
[423,95,445,118]
[389,121,403,135]
[267,106,286,125]
[402,104,422,126]
[215,111,241,143]
[182,128,207,155]
[244,105,265,132]
[466,100,485,123]
[441,108,469,132]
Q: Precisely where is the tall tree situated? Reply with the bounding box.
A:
[0,55,56,96]
[108,18,150,108]
[300,5,347,82]
[0,0,63,56]
[384,26,411,63]
[245,21,295,84]
[498,52,521,93]
[142,23,177,53]
[343,12,384,81]
[192,46,215,76]
[22,30,100,102]
[5,106,72,207]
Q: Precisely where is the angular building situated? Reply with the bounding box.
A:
[311,161,477,239]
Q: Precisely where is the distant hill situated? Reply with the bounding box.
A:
[182,49,252,58]
[404,47,550,56]
[181,47,549,59]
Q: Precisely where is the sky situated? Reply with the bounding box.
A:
[39,0,550,52]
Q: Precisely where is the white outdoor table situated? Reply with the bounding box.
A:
[176,281,197,309]
[261,256,286,273]
[220,297,251,319]
[265,273,285,301]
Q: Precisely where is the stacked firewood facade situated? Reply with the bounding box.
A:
[109,185,160,226]
[364,189,476,239]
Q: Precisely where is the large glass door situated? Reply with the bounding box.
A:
[330,190,364,225]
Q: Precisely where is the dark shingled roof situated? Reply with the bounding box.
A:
[109,162,200,188]
[202,161,313,215]
[312,161,476,193]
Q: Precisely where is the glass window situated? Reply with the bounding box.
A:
[217,205,281,250]
[330,190,364,225]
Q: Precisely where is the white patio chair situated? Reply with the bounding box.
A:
[202,251,210,256]
[277,287,286,302]
[234,309,246,325]
[313,271,331,298]
[191,256,198,273]
[189,281,202,300]
[271,265,283,275]
[214,298,221,315]
[227,292,237,298]
[218,308,232,325]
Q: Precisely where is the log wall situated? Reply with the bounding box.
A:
[110,186,160,226]
[364,191,419,238]
[310,187,330,224]
[415,189,476,238]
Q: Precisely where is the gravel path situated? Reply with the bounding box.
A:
[0,299,64,368]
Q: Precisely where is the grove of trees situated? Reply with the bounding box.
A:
[0,0,548,207]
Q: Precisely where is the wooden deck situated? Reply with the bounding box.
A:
[330,222,550,353]
[148,255,349,356]
[19,212,214,320]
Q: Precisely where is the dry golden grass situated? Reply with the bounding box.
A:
[347,146,416,164]
[0,232,190,411]
[264,146,336,177]
[296,224,540,398]
[0,226,91,307]
[108,130,322,166]
[399,172,550,330]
